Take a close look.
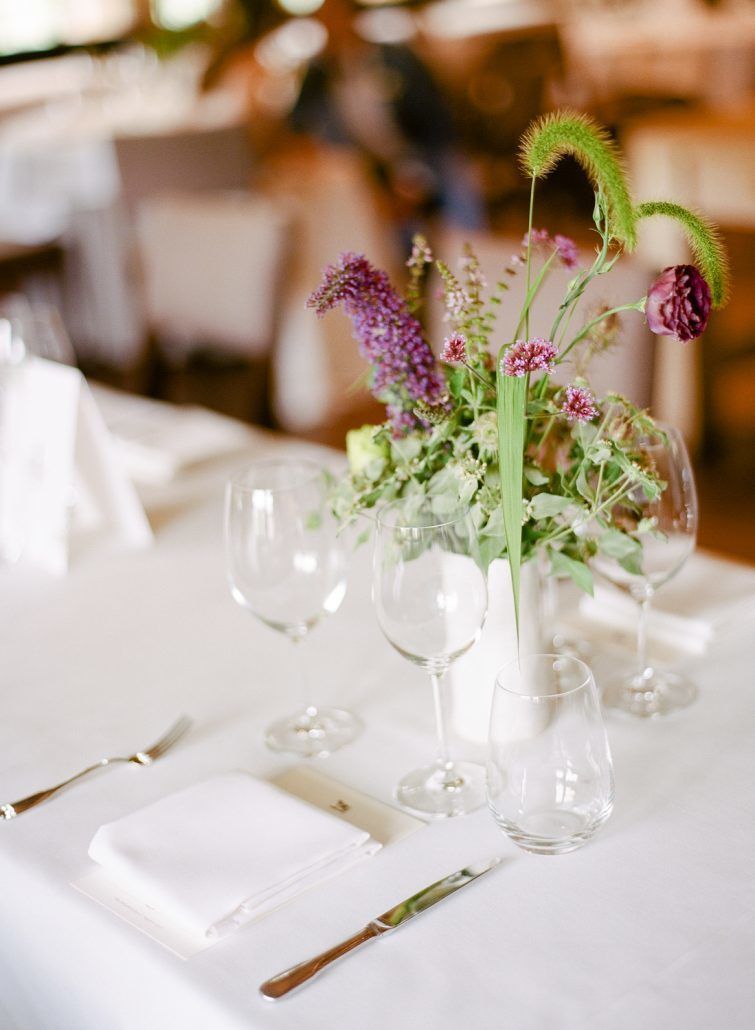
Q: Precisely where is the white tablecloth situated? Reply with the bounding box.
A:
[2,402,754,1030]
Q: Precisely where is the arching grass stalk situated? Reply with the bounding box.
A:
[635,201,730,308]
[520,110,637,249]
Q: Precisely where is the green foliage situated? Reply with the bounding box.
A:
[549,549,594,596]
[635,200,731,308]
[496,365,528,635]
[520,110,637,250]
[322,109,729,642]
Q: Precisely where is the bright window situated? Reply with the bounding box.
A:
[151,0,222,31]
[0,0,134,55]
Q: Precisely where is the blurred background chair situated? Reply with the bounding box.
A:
[135,190,290,424]
[114,123,253,210]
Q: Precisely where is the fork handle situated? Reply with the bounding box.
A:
[1,759,121,819]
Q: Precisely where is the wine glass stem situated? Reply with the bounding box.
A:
[636,598,652,683]
[430,672,453,773]
[291,635,318,720]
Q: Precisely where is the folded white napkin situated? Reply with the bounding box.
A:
[90,385,252,485]
[579,552,755,655]
[88,772,380,939]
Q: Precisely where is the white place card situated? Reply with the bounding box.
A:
[0,357,152,573]
[72,768,424,959]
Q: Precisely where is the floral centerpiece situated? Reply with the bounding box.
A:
[306,111,729,629]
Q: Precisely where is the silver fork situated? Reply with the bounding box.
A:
[1,716,192,820]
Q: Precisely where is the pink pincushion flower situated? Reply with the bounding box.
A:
[440,333,467,363]
[522,228,551,248]
[502,337,557,377]
[645,264,711,341]
[561,385,598,423]
[554,234,579,270]
[522,228,580,270]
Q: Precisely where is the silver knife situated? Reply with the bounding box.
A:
[259,856,502,1000]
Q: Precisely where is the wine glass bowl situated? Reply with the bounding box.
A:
[373,501,488,818]
[591,425,698,717]
[225,459,360,756]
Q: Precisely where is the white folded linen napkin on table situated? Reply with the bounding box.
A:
[88,772,380,939]
[89,385,253,485]
[579,552,755,655]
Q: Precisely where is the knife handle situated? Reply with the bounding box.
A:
[260,924,383,1000]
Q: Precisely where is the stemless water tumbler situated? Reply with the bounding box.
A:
[487,654,614,854]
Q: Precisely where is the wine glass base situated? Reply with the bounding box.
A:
[396,762,486,819]
[602,670,697,718]
[265,707,362,758]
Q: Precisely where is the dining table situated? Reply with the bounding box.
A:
[2,389,754,1030]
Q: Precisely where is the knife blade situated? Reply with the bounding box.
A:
[259,856,502,1000]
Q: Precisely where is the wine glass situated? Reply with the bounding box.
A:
[592,425,698,717]
[373,499,488,817]
[488,653,614,855]
[225,459,361,756]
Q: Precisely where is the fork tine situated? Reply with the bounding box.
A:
[143,716,192,760]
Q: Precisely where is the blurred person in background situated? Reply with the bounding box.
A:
[205,0,485,250]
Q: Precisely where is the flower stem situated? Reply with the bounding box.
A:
[558,299,646,363]
[524,176,536,339]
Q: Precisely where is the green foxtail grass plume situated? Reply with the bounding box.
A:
[520,110,637,250]
[635,200,730,308]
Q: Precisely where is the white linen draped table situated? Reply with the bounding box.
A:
[2,407,754,1030]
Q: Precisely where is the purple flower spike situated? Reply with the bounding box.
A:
[502,337,557,377]
[440,333,467,363]
[307,252,447,436]
[562,385,599,423]
[645,264,712,341]
[554,234,579,270]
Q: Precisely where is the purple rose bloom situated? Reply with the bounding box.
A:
[645,265,712,342]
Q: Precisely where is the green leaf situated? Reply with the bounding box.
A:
[599,528,639,559]
[529,493,572,519]
[524,466,549,486]
[598,529,644,576]
[575,466,594,504]
[448,367,466,400]
[478,534,506,569]
[496,359,527,637]
[549,548,594,596]
[587,441,611,465]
